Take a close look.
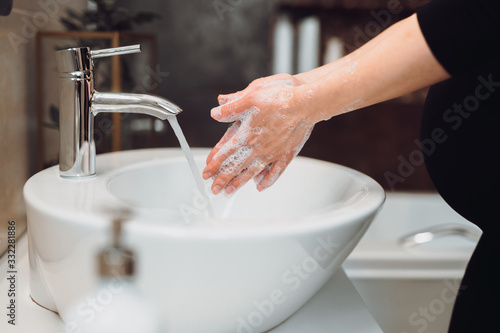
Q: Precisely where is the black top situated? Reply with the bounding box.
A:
[417,0,500,76]
[415,0,500,232]
[416,2,500,331]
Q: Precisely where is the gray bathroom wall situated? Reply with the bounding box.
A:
[119,0,278,147]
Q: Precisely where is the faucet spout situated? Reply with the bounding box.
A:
[55,45,183,178]
[92,92,182,120]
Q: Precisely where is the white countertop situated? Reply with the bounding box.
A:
[1,234,382,333]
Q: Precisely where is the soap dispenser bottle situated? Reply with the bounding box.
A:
[64,218,165,333]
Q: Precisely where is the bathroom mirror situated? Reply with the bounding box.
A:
[0,0,13,16]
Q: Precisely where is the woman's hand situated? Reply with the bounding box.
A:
[202,74,317,195]
[202,14,452,195]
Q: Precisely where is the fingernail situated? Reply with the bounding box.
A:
[253,173,264,185]
[219,96,228,105]
[257,185,267,192]
[211,107,222,119]
[213,185,222,195]
[203,171,212,180]
[225,185,236,194]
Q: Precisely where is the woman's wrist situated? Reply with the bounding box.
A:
[292,82,331,124]
[293,62,364,124]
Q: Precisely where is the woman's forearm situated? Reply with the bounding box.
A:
[203,14,451,195]
[295,14,450,122]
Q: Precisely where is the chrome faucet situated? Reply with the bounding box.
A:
[55,45,182,178]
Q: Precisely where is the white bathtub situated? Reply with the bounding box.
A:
[344,192,481,333]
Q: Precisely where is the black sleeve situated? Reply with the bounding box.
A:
[417,0,500,76]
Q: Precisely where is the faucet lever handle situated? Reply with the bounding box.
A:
[90,44,141,59]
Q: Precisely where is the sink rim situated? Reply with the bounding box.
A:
[24,148,386,333]
[24,148,386,239]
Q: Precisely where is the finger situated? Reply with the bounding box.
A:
[218,93,241,106]
[218,74,298,106]
[253,164,272,185]
[255,158,289,191]
[218,86,254,106]
[205,122,240,167]
[225,160,269,194]
[203,134,244,182]
[211,95,252,123]
[210,145,255,195]
[218,89,251,106]
[218,77,270,106]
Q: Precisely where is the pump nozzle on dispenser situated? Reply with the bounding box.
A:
[63,215,166,333]
[98,218,135,278]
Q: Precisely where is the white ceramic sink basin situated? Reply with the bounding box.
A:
[24,148,385,333]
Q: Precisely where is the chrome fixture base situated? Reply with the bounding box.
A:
[55,45,182,178]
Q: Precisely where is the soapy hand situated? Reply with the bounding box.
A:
[202,74,316,195]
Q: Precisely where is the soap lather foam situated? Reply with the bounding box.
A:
[214,78,310,191]
[213,106,261,177]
